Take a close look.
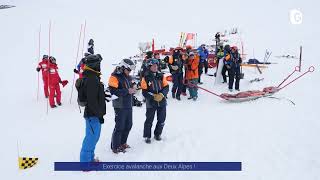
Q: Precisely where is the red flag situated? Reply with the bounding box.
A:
[185,33,194,41]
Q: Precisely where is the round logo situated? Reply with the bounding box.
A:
[289,9,303,25]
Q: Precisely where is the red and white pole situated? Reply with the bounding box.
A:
[70,24,83,104]
[37,25,41,101]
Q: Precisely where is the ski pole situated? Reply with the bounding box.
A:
[81,20,87,55]
[47,20,52,114]
[37,25,41,101]
[278,66,315,91]
[69,24,83,104]
[277,66,300,88]
[299,46,302,72]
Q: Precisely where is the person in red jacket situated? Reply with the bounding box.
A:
[48,56,68,108]
[36,55,50,98]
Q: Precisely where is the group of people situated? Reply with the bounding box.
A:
[216,43,242,91]
[36,38,242,163]
[36,55,68,108]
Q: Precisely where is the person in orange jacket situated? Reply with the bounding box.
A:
[185,52,199,101]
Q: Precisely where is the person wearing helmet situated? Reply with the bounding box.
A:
[80,54,106,162]
[228,46,242,91]
[36,55,50,98]
[48,56,68,108]
[141,59,169,144]
[108,59,136,153]
[168,50,184,100]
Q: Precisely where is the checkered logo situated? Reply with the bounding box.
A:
[19,157,39,169]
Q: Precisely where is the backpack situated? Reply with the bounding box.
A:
[75,77,87,107]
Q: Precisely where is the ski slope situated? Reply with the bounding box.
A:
[1,0,320,179]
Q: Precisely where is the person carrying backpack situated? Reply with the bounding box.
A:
[79,54,106,162]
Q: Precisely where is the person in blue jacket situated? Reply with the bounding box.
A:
[197,44,209,84]
[141,59,169,144]
[108,59,137,153]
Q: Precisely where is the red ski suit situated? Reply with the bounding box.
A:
[37,59,50,97]
[48,63,61,106]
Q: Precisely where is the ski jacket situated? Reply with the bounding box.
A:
[108,71,133,109]
[197,47,209,61]
[168,55,184,74]
[141,72,169,108]
[83,68,106,120]
[224,51,242,68]
[37,59,50,77]
[185,55,199,80]
[48,63,61,85]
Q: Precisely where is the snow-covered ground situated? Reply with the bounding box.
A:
[1,0,320,179]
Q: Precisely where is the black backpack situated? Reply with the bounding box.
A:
[75,77,87,107]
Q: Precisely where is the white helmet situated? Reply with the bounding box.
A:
[119,59,135,71]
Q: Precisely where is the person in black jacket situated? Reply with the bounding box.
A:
[225,46,242,91]
[169,48,184,100]
[108,59,136,153]
[80,54,106,162]
[141,59,169,144]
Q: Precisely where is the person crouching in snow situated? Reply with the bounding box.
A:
[36,55,50,98]
[141,59,169,144]
[80,54,106,162]
[48,56,68,108]
[108,59,136,154]
[185,52,199,101]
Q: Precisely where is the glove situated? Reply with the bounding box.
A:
[171,65,179,71]
[36,67,41,72]
[153,93,164,102]
[225,64,231,69]
[73,69,79,74]
[61,80,69,87]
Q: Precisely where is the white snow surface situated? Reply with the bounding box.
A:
[1,0,320,179]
